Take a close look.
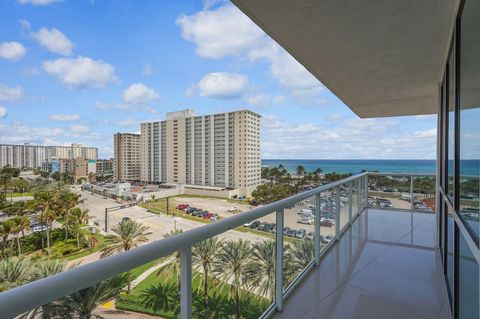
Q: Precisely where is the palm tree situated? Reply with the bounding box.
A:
[0,257,31,292]
[214,239,252,319]
[248,240,276,301]
[192,237,222,308]
[63,276,125,319]
[67,208,89,248]
[34,189,58,254]
[58,191,84,240]
[101,219,151,293]
[21,259,71,319]
[284,239,314,283]
[0,220,13,257]
[295,165,305,178]
[10,216,30,255]
[141,281,177,314]
[156,230,183,282]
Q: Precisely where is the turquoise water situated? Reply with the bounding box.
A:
[262,159,480,175]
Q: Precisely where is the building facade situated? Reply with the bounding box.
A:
[0,144,47,169]
[0,143,98,169]
[96,158,114,175]
[140,109,261,196]
[113,133,141,181]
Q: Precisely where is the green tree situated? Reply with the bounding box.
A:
[295,165,305,178]
[214,239,252,319]
[0,220,13,257]
[101,219,151,293]
[284,239,314,284]
[248,240,276,301]
[33,189,58,254]
[67,208,89,248]
[10,216,30,255]
[0,257,31,292]
[192,237,222,308]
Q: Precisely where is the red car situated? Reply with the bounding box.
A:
[203,212,213,219]
[176,204,189,210]
[320,219,333,227]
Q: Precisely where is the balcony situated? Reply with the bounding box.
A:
[0,172,448,319]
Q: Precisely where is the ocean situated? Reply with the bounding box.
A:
[262,159,480,176]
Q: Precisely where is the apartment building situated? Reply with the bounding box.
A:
[47,143,98,160]
[41,157,97,179]
[96,158,114,175]
[113,133,141,181]
[140,109,261,197]
[0,143,98,169]
[0,143,47,169]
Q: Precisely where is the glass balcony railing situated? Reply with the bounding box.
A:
[0,172,429,319]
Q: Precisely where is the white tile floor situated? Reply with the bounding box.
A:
[273,209,451,319]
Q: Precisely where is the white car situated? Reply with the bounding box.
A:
[228,206,239,212]
[32,224,48,232]
[297,217,313,225]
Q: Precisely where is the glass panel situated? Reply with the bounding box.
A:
[339,185,349,231]
[284,195,318,289]
[459,232,479,319]
[447,45,455,199]
[368,175,411,210]
[412,176,436,213]
[352,180,358,217]
[459,0,480,239]
[446,204,454,294]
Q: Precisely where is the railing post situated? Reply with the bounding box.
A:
[410,175,414,211]
[275,208,284,312]
[335,187,340,241]
[314,193,321,265]
[180,246,192,319]
[348,183,353,225]
[104,208,108,232]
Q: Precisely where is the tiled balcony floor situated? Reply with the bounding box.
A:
[274,209,451,319]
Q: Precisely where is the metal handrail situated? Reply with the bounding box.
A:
[0,172,368,318]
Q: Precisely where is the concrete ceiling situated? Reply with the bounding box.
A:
[232,0,458,118]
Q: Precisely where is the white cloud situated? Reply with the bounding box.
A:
[43,56,117,88]
[49,113,80,122]
[122,83,159,104]
[176,5,265,59]
[245,93,284,108]
[0,42,27,61]
[177,4,325,104]
[142,64,153,76]
[69,124,90,133]
[197,72,247,99]
[19,19,31,31]
[31,27,74,56]
[0,84,24,101]
[0,123,63,144]
[0,107,7,119]
[94,101,156,114]
[414,128,437,138]
[17,0,62,5]
[262,115,436,159]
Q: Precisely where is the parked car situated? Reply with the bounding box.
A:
[320,219,333,227]
[203,212,214,219]
[244,221,254,227]
[249,200,259,206]
[283,227,291,235]
[306,231,314,240]
[209,216,218,223]
[228,206,239,212]
[325,235,334,243]
[176,204,189,210]
[295,228,307,239]
[287,229,297,237]
[250,221,261,229]
[297,217,313,225]
[258,222,268,231]
[32,224,48,232]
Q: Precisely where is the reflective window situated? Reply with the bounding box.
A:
[459,0,480,239]
[459,232,479,319]
[447,205,454,292]
[448,47,455,199]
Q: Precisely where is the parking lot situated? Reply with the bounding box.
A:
[170,196,254,218]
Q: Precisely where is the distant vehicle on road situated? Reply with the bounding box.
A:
[32,224,48,232]
[228,206,239,212]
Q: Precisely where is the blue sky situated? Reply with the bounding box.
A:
[0,0,438,159]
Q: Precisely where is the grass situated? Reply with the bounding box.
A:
[173,193,250,204]
[116,266,270,319]
[59,231,107,261]
[7,192,34,197]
